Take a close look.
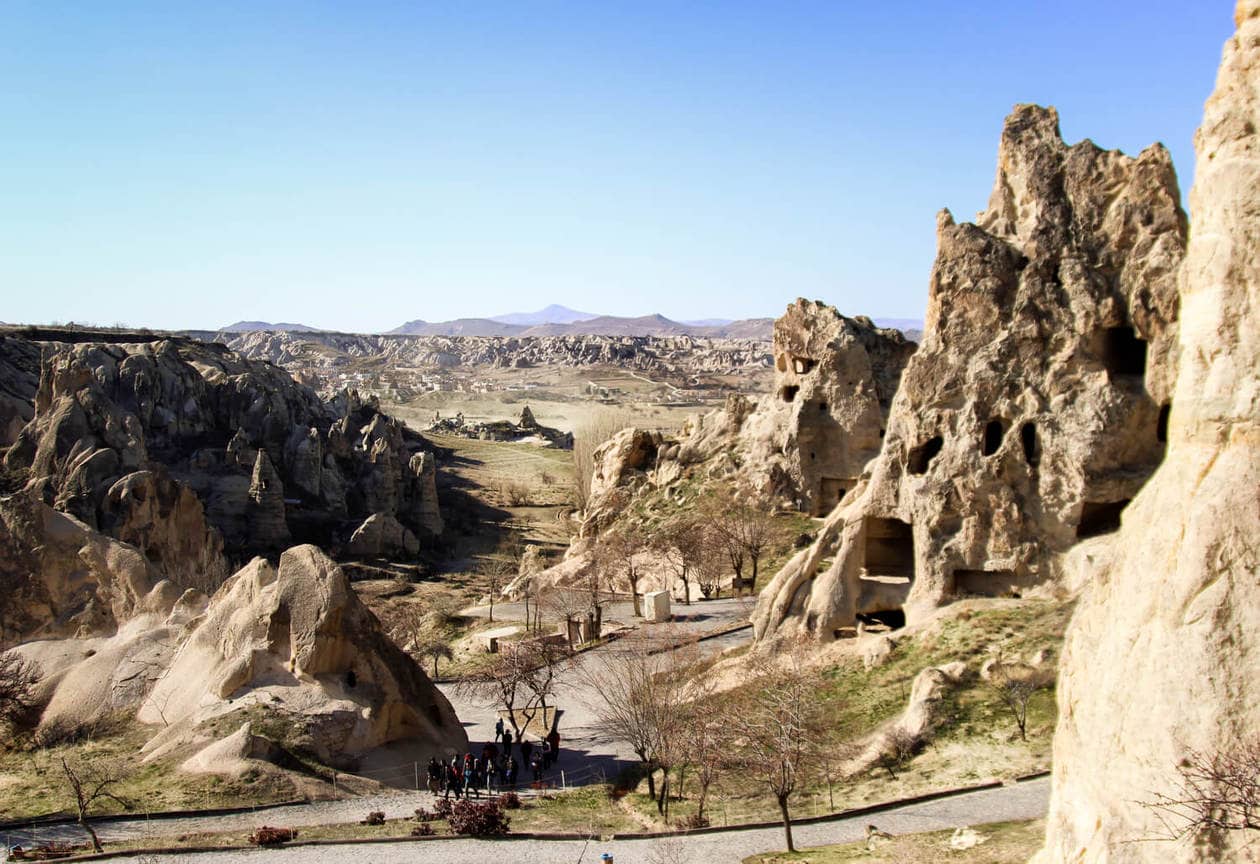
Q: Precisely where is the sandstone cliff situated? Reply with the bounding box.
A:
[754,104,1186,643]
[1038,5,1260,861]
[2,337,443,570]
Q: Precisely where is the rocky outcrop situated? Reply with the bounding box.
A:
[102,467,225,581]
[754,104,1186,643]
[0,334,41,447]
[3,337,444,559]
[347,512,420,558]
[1039,7,1260,862]
[0,493,159,645]
[138,545,465,761]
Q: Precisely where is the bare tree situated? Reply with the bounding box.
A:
[480,552,517,623]
[876,727,926,780]
[60,757,129,852]
[0,650,40,740]
[679,685,731,825]
[732,653,826,852]
[988,661,1051,742]
[655,516,706,606]
[417,640,454,679]
[460,637,568,738]
[707,488,773,595]
[599,527,647,616]
[1146,736,1260,840]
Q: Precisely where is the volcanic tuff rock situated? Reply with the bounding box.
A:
[2,337,443,564]
[217,330,773,377]
[537,302,912,596]
[138,545,465,762]
[754,104,1186,643]
[1038,5,1260,861]
[0,334,41,447]
[11,541,464,764]
[0,493,158,645]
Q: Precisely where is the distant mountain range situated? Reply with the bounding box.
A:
[221,305,922,341]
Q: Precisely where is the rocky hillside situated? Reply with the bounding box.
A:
[1039,5,1260,861]
[215,329,773,377]
[1,335,443,578]
[754,103,1185,643]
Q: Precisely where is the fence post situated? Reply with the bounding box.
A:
[414,762,419,791]
[561,770,566,790]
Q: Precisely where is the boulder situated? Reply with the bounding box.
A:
[347,512,420,558]
[1038,7,1260,861]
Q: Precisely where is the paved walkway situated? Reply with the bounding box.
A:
[87,777,1050,863]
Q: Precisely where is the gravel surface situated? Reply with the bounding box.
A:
[82,777,1050,864]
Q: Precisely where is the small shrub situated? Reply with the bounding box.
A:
[497,791,522,810]
[410,822,436,837]
[499,480,533,506]
[414,807,440,821]
[249,826,297,846]
[433,798,453,819]
[446,798,510,836]
[681,813,710,829]
[362,811,385,825]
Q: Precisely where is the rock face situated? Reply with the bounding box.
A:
[722,301,915,515]
[0,493,159,644]
[754,105,1186,643]
[139,546,465,761]
[0,334,41,447]
[347,512,420,558]
[3,337,443,561]
[1038,7,1260,862]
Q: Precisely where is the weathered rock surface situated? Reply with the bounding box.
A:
[138,545,465,762]
[0,493,159,644]
[3,337,443,560]
[347,512,420,558]
[1038,6,1260,861]
[754,104,1186,643]
[0,334,41,447]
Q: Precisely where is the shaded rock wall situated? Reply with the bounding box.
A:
[1038,5,1260,861]
[754,104,1186,642]
[3,338,443,565]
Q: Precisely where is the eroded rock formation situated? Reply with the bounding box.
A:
[754,104,1186,642]
[3,337,443,564]
[1038,6,1260,861]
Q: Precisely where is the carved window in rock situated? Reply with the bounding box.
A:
[907,435,944,474]
[792,356,817,375]
[1101,326,1147,378]
[863,517,914,578]
[781,385,800,403]
[952,569,1018,598]
[1020,422,1039,467]
[983,419,1005,457]
[1076,500,1131,538]
[815,478,850,516]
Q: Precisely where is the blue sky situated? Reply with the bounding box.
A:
[0,2,1234,332]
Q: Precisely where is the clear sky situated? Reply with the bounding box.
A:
[0,2,1234,332]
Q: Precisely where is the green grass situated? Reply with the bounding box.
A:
[742,818,1045,863]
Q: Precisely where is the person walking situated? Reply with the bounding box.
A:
[506,757,518,790]
[503,726,514,753]
[530,749,543,784]
[547,727,560,767]
[494,716,505,746]
[464,757,477,799]
[426,757,442,794]
[521,737,533,769]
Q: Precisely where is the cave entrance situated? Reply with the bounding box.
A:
[857,609,906,631]
[1102,326,1148,378]
[267,606,292,662]
[863,517,915,578]
[1021,422,1039,467]
[781,385,800,403]
[1076,500,1131,538]
[908,435,944,475]
[1157,403,1171,444]
[792,356,817,375]
[983,419,1005,456]
[952,569,1018,598]
[815,478,851,516]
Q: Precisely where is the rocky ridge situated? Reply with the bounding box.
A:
[1,336,443,579]
[753,104,1186,643]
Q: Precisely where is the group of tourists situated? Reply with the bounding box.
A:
[426,717,563,798]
